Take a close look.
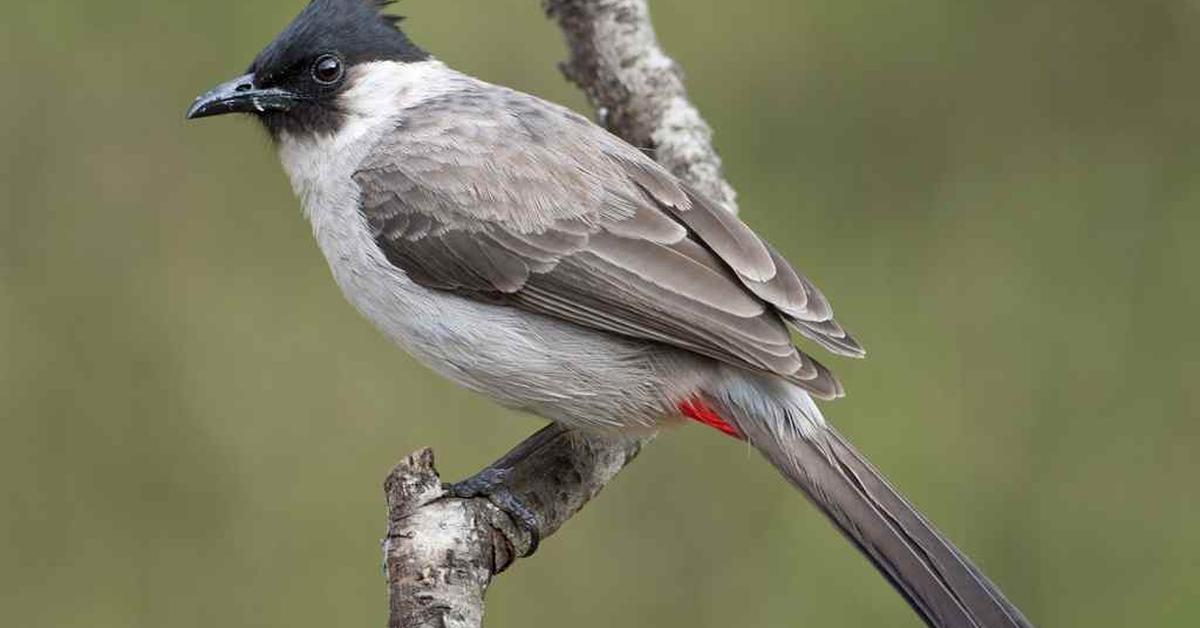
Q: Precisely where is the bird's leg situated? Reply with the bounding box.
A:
[446,467,542,556]
[443,422,574,557]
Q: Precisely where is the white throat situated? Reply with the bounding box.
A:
[270,58,466,325]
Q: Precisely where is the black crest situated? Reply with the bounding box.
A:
[251,0,427,81]
[248,0,428,138]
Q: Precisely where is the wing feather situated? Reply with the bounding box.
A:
[660,190,777,283]
[586,232,766,319]
[354,84,863,398]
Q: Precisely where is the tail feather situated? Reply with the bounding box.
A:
[712,374,1033,628]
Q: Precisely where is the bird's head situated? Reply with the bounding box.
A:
[185,0,428,138]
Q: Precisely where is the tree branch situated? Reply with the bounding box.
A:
[546,0,738,213]
[384,2,740,626]
[384,426,644,628]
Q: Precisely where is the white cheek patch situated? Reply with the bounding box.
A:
[338,59,461,119]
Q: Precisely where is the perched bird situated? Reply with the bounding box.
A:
[187,1,1031,626]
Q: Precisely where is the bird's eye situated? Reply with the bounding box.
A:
[311,55,344,85]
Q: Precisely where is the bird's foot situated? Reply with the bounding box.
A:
[445,467,541,557]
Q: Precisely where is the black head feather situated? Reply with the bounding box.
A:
[252,0,426,79]
[249,0,429,137]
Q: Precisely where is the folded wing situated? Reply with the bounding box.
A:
[354,85,863,399]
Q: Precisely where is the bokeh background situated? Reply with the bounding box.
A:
[3,0,1199,626]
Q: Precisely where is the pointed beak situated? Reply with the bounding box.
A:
[185,73,299,120]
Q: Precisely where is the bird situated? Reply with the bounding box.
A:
[186,1,1032,626]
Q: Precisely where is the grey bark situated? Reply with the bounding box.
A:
[545,0,739,213]
[384,2,740,626]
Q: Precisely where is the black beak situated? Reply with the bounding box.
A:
[186,73,298,120]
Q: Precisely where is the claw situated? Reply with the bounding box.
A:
[446,468,542,556]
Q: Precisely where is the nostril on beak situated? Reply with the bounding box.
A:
[235,82,253,92]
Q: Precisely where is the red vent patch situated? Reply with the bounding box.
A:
[679,398,742,439]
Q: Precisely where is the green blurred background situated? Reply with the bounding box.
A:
[3,0,1198,626]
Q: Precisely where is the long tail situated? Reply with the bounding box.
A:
[703,372,1033,628]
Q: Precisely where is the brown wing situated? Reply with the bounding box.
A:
[354,85,862,399]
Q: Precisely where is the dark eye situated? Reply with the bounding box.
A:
[311,55,344,85]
